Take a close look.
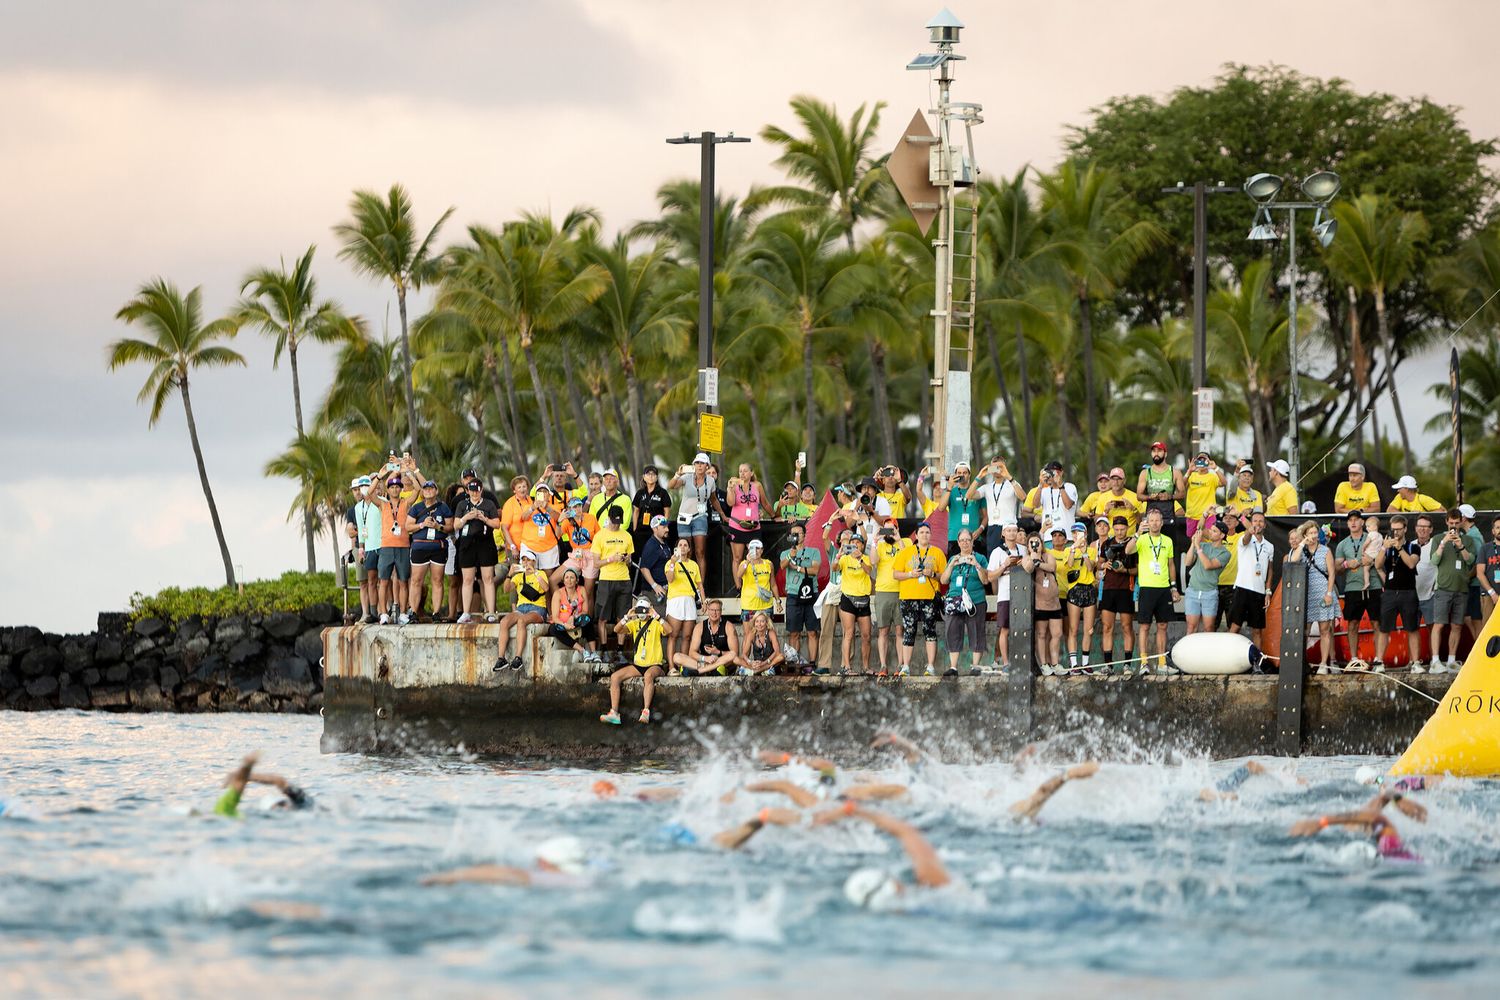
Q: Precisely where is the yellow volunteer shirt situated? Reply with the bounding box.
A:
[666,558,701,599]
[837,554,873,597]
[877,490,908,519]
[739,559,775,611]
[1096,490,1143,532]
[1265,482,1299,517]
[1184,470,1222,520]
[1389,492,1443,513]
[594,528,634,582]
[1219,531,1242,586]
[896,545,946,600]
[874,539,908,593]
[1227,486,1264,513]
[1334,481,1380,512]
[1060,544,1095,589]
[625,617,667,668]
[1136,532,1174,587]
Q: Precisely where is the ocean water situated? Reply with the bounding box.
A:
[3,712,1499,999]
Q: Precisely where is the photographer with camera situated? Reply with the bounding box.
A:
[1096,516,1137,670]
[894,523,948,676]
[494,552,550,672]
[969,457,1025,557]
[985,523,1030,670]
[724,463,775,570]
[592,507,635,660]
[929,462,985,557]
[875,465,911,520]
[600,598,673,726]
[346,476,376,623]
[940,529,989,675]
[836,535,875,674]
[871,519,909,674]
[1184,452,1223,538]
[403,479,451,624]
[1428,509,1476,673]
[1025,461,1077,538]
[667,453,726,577]
[780,526,822,665]
[1136,442,1186,533]
[453,474,502,624]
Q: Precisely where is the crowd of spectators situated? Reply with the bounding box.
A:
[342,448,1499,700]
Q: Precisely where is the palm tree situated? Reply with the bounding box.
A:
[1208,260,1295,472]
[1037,161,1165,475]
[757,96,889,249]
[580,234,690,469]
[1322,193,1430,469]
[1433,221,1500,337]
[110,280,245,587]
[333,184,454,457]
[238,245,363,570]
[746,213,879,484]
[317,330,406,463]
[264,428,364,573]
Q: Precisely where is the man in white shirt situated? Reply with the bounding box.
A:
[1413,513,1438,628]
[1026,461,1078,536]
[1227,511,1274,651]
[968,456,1025,556]
[986,524,1029,669]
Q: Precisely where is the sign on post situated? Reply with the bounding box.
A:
[1195,387,1216,438]
[698,412,724,454]
[698,367,719,408]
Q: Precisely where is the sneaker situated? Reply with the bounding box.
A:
[1038,663,1053,677]
[898,667,910,677]
[1372,661,1386,673]
[1430,661,1450,675]
[1409,661,1425,674]
[1316,664,1331,675]
[456,613,473,624]
[485,614,498,624]
[492,658,506,673]
[1447,658,1460,671]
[510,656,524,671]
[813,667,831,675]
[944,667,959,677]
[363,613,377,625]
[717,664,732,676]
[378,613,390,625]
[397,612,411,626]
[923,668,934,677]
[737,666,752,676]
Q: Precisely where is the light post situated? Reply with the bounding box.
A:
[1243,170,1340,489]
[665,131,750,453]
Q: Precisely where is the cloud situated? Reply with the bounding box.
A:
[0,0,648,109]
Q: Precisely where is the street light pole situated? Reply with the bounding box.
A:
[1161,181,1236,456]
[666,131,750,444]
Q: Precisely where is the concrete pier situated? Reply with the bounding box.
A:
[319,624,1453,761]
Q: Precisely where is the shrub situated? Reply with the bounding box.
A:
[128,571,343,623]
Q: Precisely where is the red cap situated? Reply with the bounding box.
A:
[1151,441,1167,450]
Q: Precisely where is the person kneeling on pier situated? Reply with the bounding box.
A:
[601,598,673,726]
[213,753,312,818]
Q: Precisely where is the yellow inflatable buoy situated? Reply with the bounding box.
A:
[1390,608,1500,777]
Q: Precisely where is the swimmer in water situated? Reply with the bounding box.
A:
[1198,759,1307,801]
[591,779,682,803]
[212,753,312,818]
[811,802,951,908]
[1288,788,1427,861]
[1353,765,1445,793]
[1006,761,1099,821]
[711,807,807,849]
[421,835,590,886]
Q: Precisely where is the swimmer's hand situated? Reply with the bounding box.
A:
[1288,819,1323,837]
[1246,760,1267,776]
[759,807,803,826]
[1065,761,1100,781]
[1392,797,1427,823]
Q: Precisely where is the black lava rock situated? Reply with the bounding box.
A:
[294,628,324,665]
[133,617,169,639]
[104,664,130,684]
[265,611,303,639]
[264,657,317,697]
[94,637,123,664]
[59,684,89,709]
[26,675,59,698]
[227,639,264,666]
[301,602,337,625]
[81,667,102,687]
[5,626,44,655]
[60,637,96,671]
[18,646,61,678]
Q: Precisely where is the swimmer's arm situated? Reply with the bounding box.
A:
[755,750,837,773]
[247,773,290,791]
[743,779,819,809]
[870,732,924,765]
[1289,805,1382,836]
[712,808,802,850]
[1377,790,1427,822]
[421,864,532,886]
[1009,761,1099,821]
[223,753,258,793]
[634,787,682,803]
[851,808,951,888]
[840,783,909,802]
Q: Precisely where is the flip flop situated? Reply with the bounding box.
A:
[600,713,621,725]
[638,709,651,724]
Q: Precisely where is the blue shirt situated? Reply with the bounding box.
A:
[636,537,671,593]
[947,490,984,541]
[407,501,452,549]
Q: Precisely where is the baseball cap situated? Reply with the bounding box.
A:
[858,476,878,489]
[1109,467,1125,479]
[633,596,652,611]
[1300,500,1317,514]
[1094,515,1110,525]
[1044,460,1064,472]
[693,452,710,464]
[421,479,437,488]
[603,467,620,478]
[650,515,668,528]
[460,468,478,480]
[784,480,798,489]
[388,476,403,487]
[1458,503,1477,519]
[519,550,537,562]
[567,495,585,508]
[1267,459,1291,477]
[1072,522,1089,533]
[954,461,971,472]
[1150,440,1167,450]
[352,475,371,488]
[1346,509,1364,520]
[747,539,764,551]
[606,506,625,523]
[1394,475,1418,490]
[1050,526,1067,536]
[533,483,552,495]
[643,464,658,475]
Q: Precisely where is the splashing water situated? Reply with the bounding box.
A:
[3,712,1500,998]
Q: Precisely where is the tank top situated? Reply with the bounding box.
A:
[698,618,729,656]
[555,586,585,627]
[749,632,775,661]
[731,483,761,525]
[1144,464,1175,515]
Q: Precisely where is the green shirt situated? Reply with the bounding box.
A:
[782,545,822,597]
[1137,533,1174,588]
[1334,534,1381,593]
[946,490,984,540]
[1187,541,1229,593]
[1430,532,1476,593]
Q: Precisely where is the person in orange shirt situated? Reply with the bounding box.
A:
[518,484,563,572]
[555,495,601,600]
[499,475,533,565]
[373,469,413,624]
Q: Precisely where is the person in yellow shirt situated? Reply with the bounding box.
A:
[1215,510,1244,630]
[600,598,673,726]
[1333,463,1381,513]
[733,539,778,652]
[1095,468,1144,533]
[1386,475,1444,513]
[663,538,702,661]
[1184,454,1224,535]
[871,521,909,673]
[591,507,635,657]
[1058,522,1097,671]
[1264,460,1299,516]
[893,523,947,675]
[1226,465,1265,515]
[875,465,910,520]
[1078,472,1112,522]
[836,536,875,674]
[495,554,549,671]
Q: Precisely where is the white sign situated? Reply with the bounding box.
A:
[1195,388,1216,437]
[700,367,719,408]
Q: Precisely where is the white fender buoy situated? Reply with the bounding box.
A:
[1171,631,1263,675]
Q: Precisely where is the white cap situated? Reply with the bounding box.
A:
[536,836,588,875]
[1353,764,1381,786]
[747,539,764,551]
[1394,475,1418,490]
[1267,459,1291,477]
[844,867,901,910]
[693,452,710,465]
[1458,503,1476,519]
[1300,500,1317,514]
[954,461,971,472]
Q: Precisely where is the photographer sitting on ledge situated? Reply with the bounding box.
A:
[600,597,674,726]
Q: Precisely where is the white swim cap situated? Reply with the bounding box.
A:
[536,836,588,875]
[1353,765,1381,786]
[844,867,901,910]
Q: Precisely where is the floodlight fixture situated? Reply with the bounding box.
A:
[1300,170,1341,204]
[1247,208,1280,241]
[1311,208,1338,247]
[1244,173,1284,203]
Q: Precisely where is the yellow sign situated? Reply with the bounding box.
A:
[698,412,724,454]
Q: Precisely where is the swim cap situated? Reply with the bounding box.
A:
[536,836,588,876]
[1353,765,1382,786]
[592,779,619,799]
[844,867,901,910]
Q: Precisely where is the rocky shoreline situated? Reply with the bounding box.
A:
[1,608,333,714]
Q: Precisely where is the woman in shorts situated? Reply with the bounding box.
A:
[1029,532,1064,675]
[495,553,549,672]
[837,536,874,674]
[663,538,702,661]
